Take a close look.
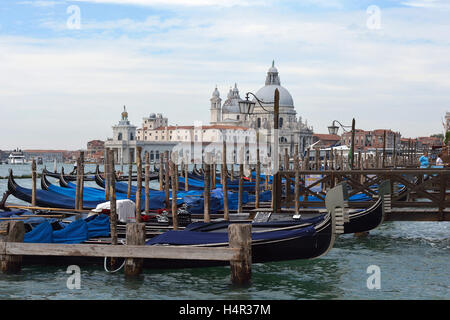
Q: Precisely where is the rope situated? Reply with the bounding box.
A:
[104,257,126,273]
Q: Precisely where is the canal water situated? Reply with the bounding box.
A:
[0,163,448,300]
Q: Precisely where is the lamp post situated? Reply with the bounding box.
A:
[238,88,281,213]
[328,118,356,169]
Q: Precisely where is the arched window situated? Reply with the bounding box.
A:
[257,118,261,128]
[279,117,283,128]
[150,151,154,161]
[130,133,134,141]
[118,133,123,141]
[155,150,160,160]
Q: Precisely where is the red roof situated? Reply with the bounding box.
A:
[313,134,341,141]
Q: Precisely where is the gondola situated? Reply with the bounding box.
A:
[8,169,100,210]
[43,167,96,182]
[141,184,346,269]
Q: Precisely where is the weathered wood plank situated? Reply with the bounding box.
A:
[5,243,241,261]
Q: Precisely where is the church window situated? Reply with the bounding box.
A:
[118,133,122,141]
[279,117,283,128]
[257,118,261,128]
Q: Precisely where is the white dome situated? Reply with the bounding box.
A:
[254,84,294,107]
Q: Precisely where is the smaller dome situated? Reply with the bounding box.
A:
[212,86,220,98]
[149,113,156,119]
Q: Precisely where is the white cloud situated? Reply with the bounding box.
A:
[1,4,450,149]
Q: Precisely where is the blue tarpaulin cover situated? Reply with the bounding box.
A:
[146,224,317,246]
[22,214,111,244]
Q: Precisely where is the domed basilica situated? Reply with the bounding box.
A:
[210,61,314,155]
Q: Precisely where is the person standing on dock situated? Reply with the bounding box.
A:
[435,153,444,167]
[419,151,429,168]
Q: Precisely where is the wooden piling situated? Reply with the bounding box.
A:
[31,159,37,207]
[382,130,386,168]
[124,223,146,277]
[104,149,110,201]
[75,156,81,210]
[128,149,133,199]
[78,152,85,210]
[108,150,118,246]
[0,221,25,274]
[255,132,260,209]
[204,160,211,223]
[159,155,164,191]
[184,158,189,191]
[238,163,244,213]
[164,151,170,208]
[145,152,150,214]
[170,160,179,230]
[135,147,142,223]
[228,223,252,285]
[222,140,229,221]
[294,146,300,215]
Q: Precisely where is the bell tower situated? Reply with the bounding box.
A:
[210,86,222,124]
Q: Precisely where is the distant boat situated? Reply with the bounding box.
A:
[7,150,29,165]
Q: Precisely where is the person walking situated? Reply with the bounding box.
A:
[436,153,444,167]
[419,151,429,168]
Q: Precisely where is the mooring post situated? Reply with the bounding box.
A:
[128,149,133,199]
[145,152,150,214]
[382,130,386,168]
[228,223,252,285]
[204,156,211,223]
[79,151,85,211]
[164,151,170,208]
[294,146,300,215]
[108,149,118,268]
[159,154,164,191]
[184,157,189,191]
[75,156,81,210]
[174,154,179,193]
[170,160,179,230]
[0,221,25,274]
[222,140,229,221]
[31,158,37,207]
[238,163,244,213]
[124,223,146,277]
[135,147,142,223]
[104,148,110,201]
[255,132,261,209]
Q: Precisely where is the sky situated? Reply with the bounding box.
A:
[0,0,449,150]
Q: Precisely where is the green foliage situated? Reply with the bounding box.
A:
[445,131,450,145]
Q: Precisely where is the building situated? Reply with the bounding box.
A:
[209,61,314,155]
[341,129,401,151]
[106,107,183,164]
[106,62,314,164]
[86,140,105,162]
[312,134,341,148]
